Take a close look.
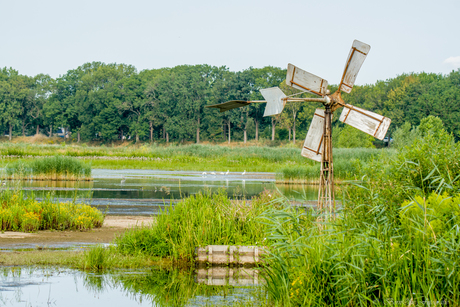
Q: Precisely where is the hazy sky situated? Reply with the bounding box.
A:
[1,0,459,85]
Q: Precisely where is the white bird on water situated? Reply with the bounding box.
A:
[211,172,216,176]
[121,176,126,184]
[242,170,246,175]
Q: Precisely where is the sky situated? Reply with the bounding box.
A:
[1,0,459,85]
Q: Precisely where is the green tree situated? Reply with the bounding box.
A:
[30,74,53,135]
[0,68,31,140]
[141,68,171,142]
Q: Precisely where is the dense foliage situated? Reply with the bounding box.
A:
[1,64,459,145]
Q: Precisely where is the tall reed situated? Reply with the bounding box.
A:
[260,185,460,306]
[5,156,91,180]
[115,190,276,262]
[261,126,460,306]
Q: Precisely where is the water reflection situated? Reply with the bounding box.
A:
[0,267,265,307]
[2,169,320,216]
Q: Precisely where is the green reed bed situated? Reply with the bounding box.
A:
[115,190,275,263]
[0,189,103,232]
[5,156,91,180]
[278,148,396,182]
[261,189,460,306]
[261,119,460,306]
[1,142,394,180]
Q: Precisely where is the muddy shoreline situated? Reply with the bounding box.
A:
[0,216,154,248]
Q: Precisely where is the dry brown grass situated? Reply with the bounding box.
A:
[3,134,64,145]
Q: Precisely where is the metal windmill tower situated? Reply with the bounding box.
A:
[207,40,391,212]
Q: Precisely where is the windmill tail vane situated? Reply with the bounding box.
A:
[206,39,391,212]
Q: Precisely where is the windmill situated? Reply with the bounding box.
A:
[207,40,391,212]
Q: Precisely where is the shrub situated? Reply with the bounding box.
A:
[400,192,460,239]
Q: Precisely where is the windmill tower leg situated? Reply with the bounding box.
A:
[318,105,335,213]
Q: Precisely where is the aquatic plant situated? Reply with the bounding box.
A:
[84,245,109,271]
[0,189,103,232]
[400,192,460,239]
[5,155,91,180]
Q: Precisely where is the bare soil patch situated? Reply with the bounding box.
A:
[0,216,154,247]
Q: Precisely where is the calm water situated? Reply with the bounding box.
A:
[5,169,319,215]
[0,170,316,305]
[0,267,264,306]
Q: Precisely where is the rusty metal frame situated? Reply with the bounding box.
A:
[373,121,383,137]
[318,105,335,212]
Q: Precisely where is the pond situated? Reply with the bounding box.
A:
[6,169,319,215]
[0,266,265,306]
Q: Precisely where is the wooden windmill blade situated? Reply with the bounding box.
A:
[301,109,326,162]
[335,40,391,140]
[260,87,287,117]
[339,104,391,140]
[286,64,329,96]
[338,40,371,94]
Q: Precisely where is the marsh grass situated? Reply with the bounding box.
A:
[261,129,460,306]
[1,142,393,180]
[81,245,161,270]
[0,189,103,231]
[260,188,460,306]
[278,148,396,182]
[0,248,166,269]
[5,156,91,180]
[115,190,277,263]
[0,251,83,267]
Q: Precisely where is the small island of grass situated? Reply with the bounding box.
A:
[4,155,91,181]
[0,189,103,232]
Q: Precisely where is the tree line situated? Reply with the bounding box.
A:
[1,63,459,144]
